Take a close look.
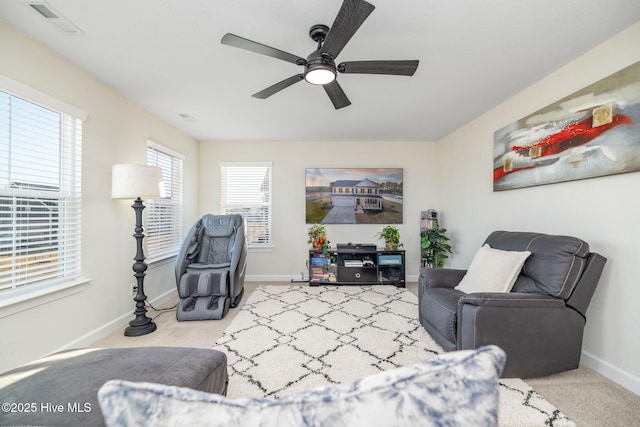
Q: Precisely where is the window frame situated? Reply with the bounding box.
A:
[145,140,184,263]
[220,162,273,249]
[0,74,88,310]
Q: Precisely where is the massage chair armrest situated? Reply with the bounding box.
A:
[175,220,201,285]
[419,267,467,290]
[458,292,565,309]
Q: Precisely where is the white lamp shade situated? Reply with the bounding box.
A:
[111,164,166,199]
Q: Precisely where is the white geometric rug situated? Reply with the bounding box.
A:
[214,285,575,427]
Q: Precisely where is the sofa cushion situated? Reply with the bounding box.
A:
[455,244,531,294]
[99,345,506,427]
[485,231,589,299]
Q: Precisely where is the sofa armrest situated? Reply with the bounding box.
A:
[459,292,565,309]
[419,267,467,290]
[457,293,585,377]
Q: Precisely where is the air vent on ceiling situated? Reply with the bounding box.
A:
[21,0,84,35]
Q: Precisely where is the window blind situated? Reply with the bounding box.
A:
[146,142,183,261]
[220,162,272,248]
[0,88,82,292]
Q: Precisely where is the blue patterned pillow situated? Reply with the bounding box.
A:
[98,345,505,427]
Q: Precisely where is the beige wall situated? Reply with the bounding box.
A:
[438,22,640,393]
[198,140,441,281]
[0,22,200,372]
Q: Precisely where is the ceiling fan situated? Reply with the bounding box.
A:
[221,0,419,109]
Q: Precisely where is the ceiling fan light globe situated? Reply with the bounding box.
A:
[304,67,336,85]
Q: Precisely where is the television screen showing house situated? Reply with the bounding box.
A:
[305,168,403,224]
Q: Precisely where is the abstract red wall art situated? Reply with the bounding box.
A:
[494,61,640,191]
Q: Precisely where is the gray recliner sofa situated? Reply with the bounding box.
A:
[0,347,228,427]
[175,214,247,320]
[418,230,606,378]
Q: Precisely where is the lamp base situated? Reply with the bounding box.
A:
[124,316,157,337]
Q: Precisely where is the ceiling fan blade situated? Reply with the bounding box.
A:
[252,74,304,99]
[323,80,351,109]
[338,60,419,76]
[221,33,305,65]
[320,0,375,59]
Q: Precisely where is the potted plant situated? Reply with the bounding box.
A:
[376,225,403,250]
[421,227,452,268]
[307,224,330,254]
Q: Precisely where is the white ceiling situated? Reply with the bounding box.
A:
[2,1,640,142]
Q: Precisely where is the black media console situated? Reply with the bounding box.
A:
[309,244,405,287]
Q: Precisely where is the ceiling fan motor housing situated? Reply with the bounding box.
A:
[304,50,336,85]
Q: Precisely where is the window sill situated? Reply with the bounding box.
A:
[146,253,177,267]
[249,245,275,253]
[0,277,91,319]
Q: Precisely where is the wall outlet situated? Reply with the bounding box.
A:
[130,283,138,296]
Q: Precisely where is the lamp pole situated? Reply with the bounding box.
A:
[124,197,157,337]
[112,163,164,337]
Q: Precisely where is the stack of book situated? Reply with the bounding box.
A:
[310,255,330,281]
[379,254,402,265]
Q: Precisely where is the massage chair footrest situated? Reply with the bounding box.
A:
[177,271,230,321]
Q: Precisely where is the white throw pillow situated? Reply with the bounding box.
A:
[98,346,506,427]
[455,244,531,293]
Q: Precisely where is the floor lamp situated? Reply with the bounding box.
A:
[111,164,165,337]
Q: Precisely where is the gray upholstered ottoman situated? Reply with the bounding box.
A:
[0,346,228,426]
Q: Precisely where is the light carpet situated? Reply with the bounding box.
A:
[213,285,574,426]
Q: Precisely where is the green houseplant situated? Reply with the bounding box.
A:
[421,227,452,268]
[307,224,330,255]
[376,225,403,250]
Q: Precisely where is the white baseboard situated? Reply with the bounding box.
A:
[581,350,640,396]
[246,274,421,283]
[47,288,177,356]
[246,275,309,282]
